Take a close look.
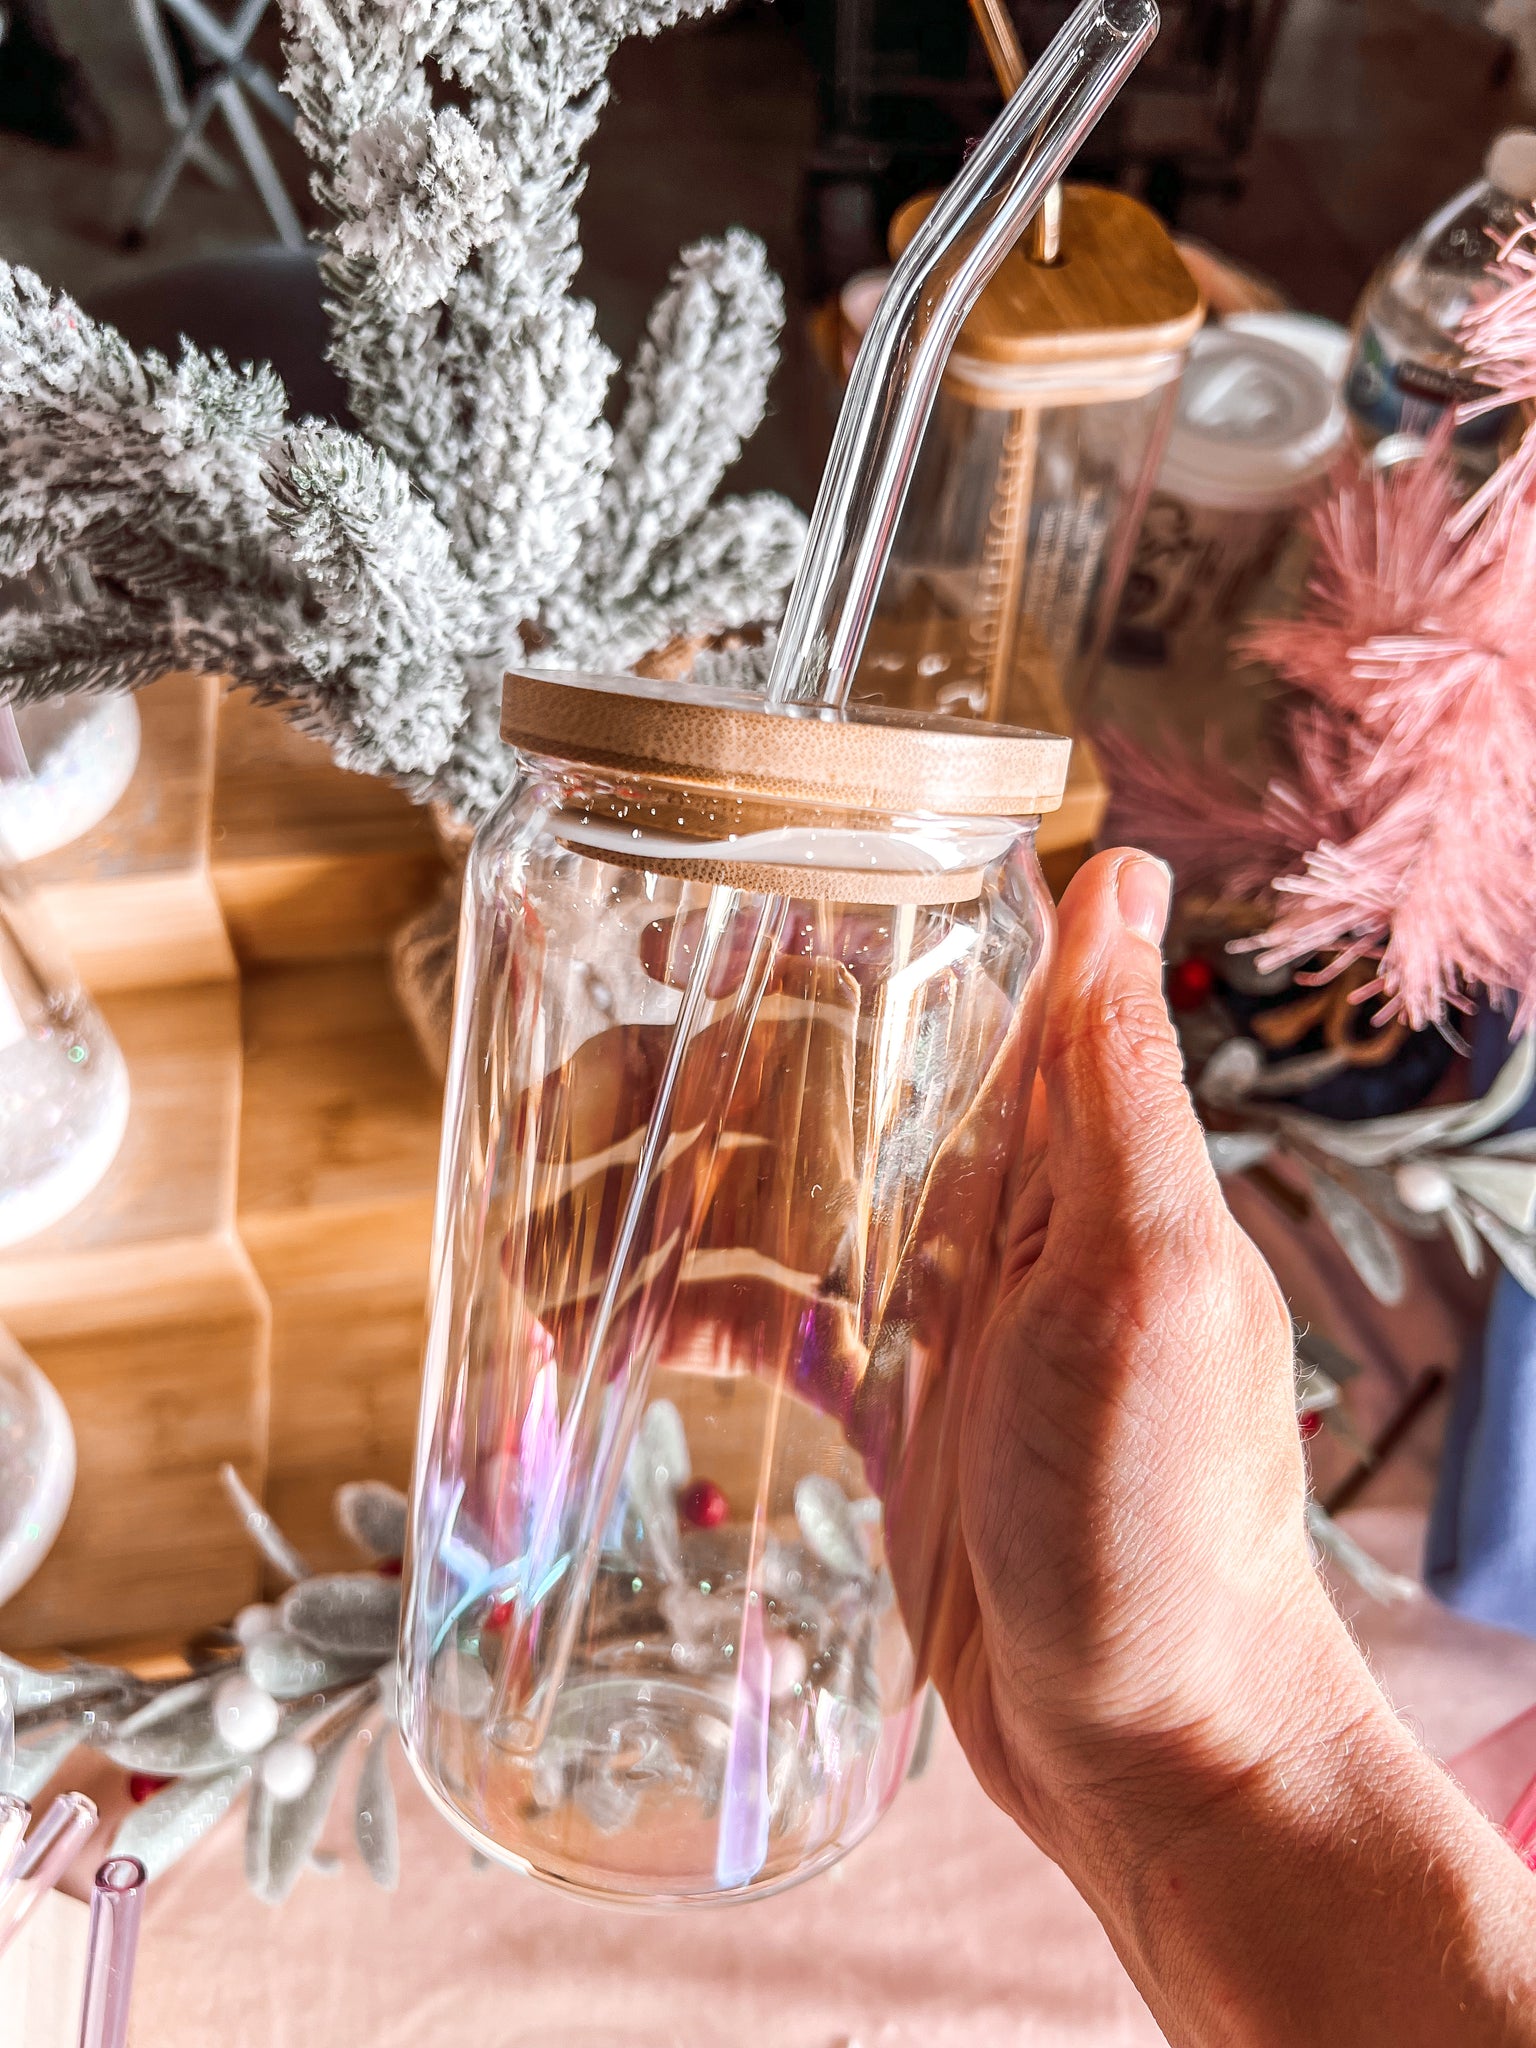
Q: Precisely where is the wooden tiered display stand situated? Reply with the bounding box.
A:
[0,677,443,1655]
[0,673,1099,1658]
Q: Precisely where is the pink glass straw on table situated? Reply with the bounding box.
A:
[0,1790,99,1960]
[483,0,1163,1767]
[77,1855,147,2048]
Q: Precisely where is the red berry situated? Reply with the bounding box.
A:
[679,1478,729,1529]
[1167,957,1215,1011]
[480,1595,516,1638]
[1299,1410,1323,1440]
[128,1772,172,1805]
[377,1556,403,1578]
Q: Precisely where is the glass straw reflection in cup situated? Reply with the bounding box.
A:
[0,1791,99,1960]
[77,1855,146,2048]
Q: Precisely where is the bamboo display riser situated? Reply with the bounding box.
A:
[0,687,441,1654]
[0,980,270,1650]
[212,691,442,963]
[27,674,235,992]
[237,956,442,1574]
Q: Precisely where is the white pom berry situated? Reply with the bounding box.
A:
[214,1672,281,1754]
[1198,1038,1264,1104]
[1395,1161,1455,1214]
[260,1737,317,1802]
[232,1602,279,1646]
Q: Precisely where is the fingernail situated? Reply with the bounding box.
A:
[1115,854,1172,945]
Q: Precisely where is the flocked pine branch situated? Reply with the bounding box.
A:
[0,0,806,824]
[270,425,488,777]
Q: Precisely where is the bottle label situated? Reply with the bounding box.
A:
[1107,491,1291,667]
[1345,319,1506,447]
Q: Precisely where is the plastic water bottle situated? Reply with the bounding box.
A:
[1344,128,1536,479]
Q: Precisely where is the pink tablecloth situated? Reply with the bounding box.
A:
[131,1510,1536,2048]
[135,1714,1157,2048]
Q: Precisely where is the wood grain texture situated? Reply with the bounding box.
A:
[0,974,270,1648]
[0,979,243,1297]
[236,958,441,1574]
[211,692,441,963]
[890,184,1205,365]
[502,669,1072,814]
[28,672,236,991]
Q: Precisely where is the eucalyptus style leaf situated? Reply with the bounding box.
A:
[245,1687,375,1905]
[113,1764,253,1881]
[1306,1168,1406,1306]
[1277,1034,1536,1170]
[1306,1502,1419,1604]
[280,1574,400,1658]
[1244,1047,1351,1097]
[0,1653,127,1714]
[1195,1038,1264,1106]
[245,1631,374,1702]
[335,1482,409,1564]
[104,1678,245,1778]
[1472,1128,1536,1160]
[1463,1200,1536,1298]
[1442,1199,1486,1277]
[624,1399,689,1579]
[1294,1359,1340,1417]
[354,1731,399,1891]
[1205,1129,1275,1176]
[220,1463,310,1584]
[1293,1326,1363,1387]
[1,1726,77,1800]
[1444,1155,1536,1233]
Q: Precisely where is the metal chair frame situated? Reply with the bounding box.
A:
[127,0,303,249]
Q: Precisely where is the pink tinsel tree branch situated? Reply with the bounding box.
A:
[1106,220,1536,1035]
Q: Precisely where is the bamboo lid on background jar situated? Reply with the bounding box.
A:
[889,184,1204,402]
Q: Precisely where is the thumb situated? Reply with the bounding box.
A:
[1041,848,1222,1249]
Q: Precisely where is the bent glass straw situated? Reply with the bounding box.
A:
[77,1856,146,2048]
[767,0,1159,710]
[486,0,1161,1761]
[0,1791,99,1960]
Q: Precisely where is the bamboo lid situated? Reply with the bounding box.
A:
[890,184,1204,367]
[502,671,1070,817]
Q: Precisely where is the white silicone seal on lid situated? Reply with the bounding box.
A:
[1156,327,1346,511]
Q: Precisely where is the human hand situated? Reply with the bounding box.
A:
[920,847,1536,2046]
[927,848,1345,1870]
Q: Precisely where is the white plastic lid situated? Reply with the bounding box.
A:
[1486,128,1536,202]
[1225,310,1351,389]
[1157,327,1346,510]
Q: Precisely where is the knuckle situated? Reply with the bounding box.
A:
[1097,984,1185,1087]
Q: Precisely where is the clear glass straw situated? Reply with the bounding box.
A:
[77,1856,146,2048]
[0,1791,98,1960]
[768,0,1159,710]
